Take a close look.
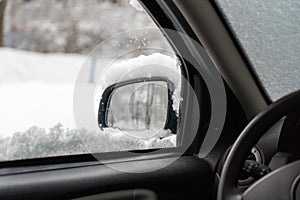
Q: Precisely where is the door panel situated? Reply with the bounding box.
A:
[0,1,227,200]
[74,189,158,200]
[0,156,213,200]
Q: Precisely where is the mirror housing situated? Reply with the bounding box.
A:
[98,77,178,134]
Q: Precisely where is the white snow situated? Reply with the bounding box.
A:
[129,0,145,12]
[0,49,181,138]
[0,48,85,83]
[95,53,182,116]
[0,48,180,160]
[0,82,75,137]
[0,48,87,137]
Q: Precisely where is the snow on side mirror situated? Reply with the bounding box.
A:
[98,77,178,135]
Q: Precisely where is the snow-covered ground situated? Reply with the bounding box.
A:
[0,48,85,83]
[0,48,179,161]
[0,48,181,137]
[0,48,85,137]
[0,83,75,137]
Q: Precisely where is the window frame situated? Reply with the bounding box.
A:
[0,0,212,167]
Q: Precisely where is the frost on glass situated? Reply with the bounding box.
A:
[215,0,300,100]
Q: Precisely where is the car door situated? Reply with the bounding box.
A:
[0,1,249,200]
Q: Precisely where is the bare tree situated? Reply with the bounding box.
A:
[145,83,154,129]
[0,0,7,46]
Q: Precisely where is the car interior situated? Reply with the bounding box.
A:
[0,0,299,200]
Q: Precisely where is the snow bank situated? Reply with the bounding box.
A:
[0,124,176,161]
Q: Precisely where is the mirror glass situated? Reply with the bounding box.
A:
[106,81,168,132]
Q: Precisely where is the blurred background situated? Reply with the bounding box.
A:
[1,0,157,54]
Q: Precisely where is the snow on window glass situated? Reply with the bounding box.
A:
[0,0,181,161]
[215,0,300,101]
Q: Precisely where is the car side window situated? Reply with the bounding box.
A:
[0,0,182,161]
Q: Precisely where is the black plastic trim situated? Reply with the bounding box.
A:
[140,0,212,153]
[0,156,213,200]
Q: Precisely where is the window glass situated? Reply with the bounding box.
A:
[0,0,181,161]
[215,0,300,101]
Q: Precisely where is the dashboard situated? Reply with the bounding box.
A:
[217,118,284,188]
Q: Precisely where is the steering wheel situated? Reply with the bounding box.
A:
[218,90,300,200]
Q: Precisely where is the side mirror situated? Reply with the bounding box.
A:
[98,77,178,135]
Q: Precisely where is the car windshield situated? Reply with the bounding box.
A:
[215,0,300,101]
